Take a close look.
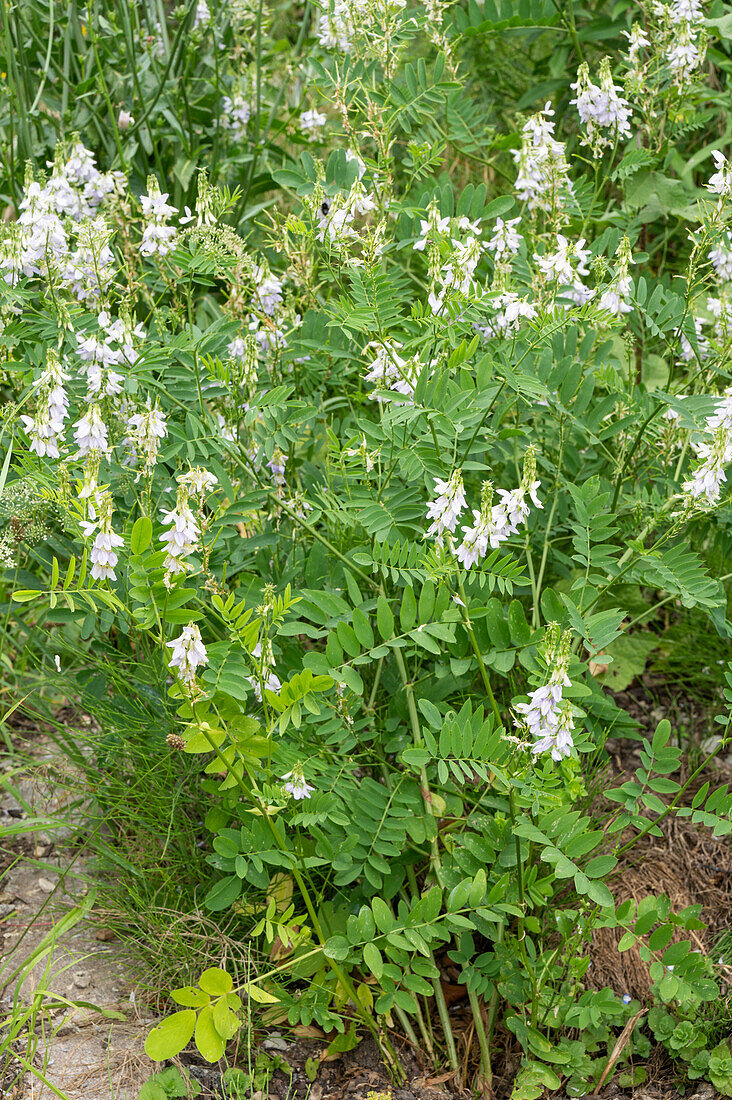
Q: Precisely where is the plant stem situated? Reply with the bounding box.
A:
[467,987,493,1088]
[456,577,502,728]
[508,788,538,1026]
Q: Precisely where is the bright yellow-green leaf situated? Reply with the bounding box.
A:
[194,1004,226,1062]
[145,1010,196,1061]
[245,982,280,1004]
[198,967,233,995]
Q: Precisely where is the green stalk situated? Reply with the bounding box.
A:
[2,4,34,169]
[508,788,538,1027]
[88,4,128,170]
[234,1,311,224]
[531,422,565,627]
[396,654,459,1074]
[394,1004,421,1052]
[28,0,55,115]
[467,987,493,1088]
[455,577,502,728]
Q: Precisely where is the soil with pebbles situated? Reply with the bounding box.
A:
[0,731,152,1100]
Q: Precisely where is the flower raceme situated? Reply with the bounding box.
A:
[514,625,576,761]
[425,470,468,541]
[159,469,218,583]
[570,59,632,157]
[427,449,543,567]
[124,401,168,476]
[167,624,209,686]
[281,763,315,800]
[683,392,732,505]
[139,177,178,257]
[80,491,124,582]
[20,352,70,459]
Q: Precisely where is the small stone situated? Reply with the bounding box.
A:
[93,927,116,941]
[73,970,91,989]
[263,1035,289,1051]
[37,877,56,893]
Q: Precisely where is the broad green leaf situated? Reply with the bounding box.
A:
[400,585,417,631]
[363,941,383,980]
[194,1004,226,1062]
[131,516,153,555]
[171,986,210,1008]
[145,1010,196,1061]
[245,982,280,1003]
[376,595,394,640]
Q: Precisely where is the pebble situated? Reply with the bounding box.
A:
[73,970,91,989]
[37,876,56,893]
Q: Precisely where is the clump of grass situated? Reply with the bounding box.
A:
[14,644,252,1000]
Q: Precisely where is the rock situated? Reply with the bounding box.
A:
[37,876,56,893]
[93,927,117,941]
[263,1035,289,1051]
[73,970,91,989]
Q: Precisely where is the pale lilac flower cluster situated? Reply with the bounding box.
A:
[282,763,315,800]
[316,0,361,51]
[20,352,70,459]
[77,309,145,399]
[707,151,732,204]
[124,400,168,475]
[413,199,451,253]
[167,624,209,685]
[624,23,651,69]
[487,217,523,260]
[426,470,468,542]
[74,403,110,457]
[316,182,377,248]
[534,234,592,306]
[140,178,178,257]
[248,639,282,700]
[160,469,218,581]
[665,3,705,83]
[678,317,709,363]
[514,624,575,761]
[709,236,732,281]
[80,492,124,582]
[486,292,538,337]
[570,59,633,156]
[429,217,485,313]
[221,89,253,141]
[363,340,420,401]
[456,450,542,568]
[300,109,327,140]
[267,447,288,489]
[708,291,732,342]
[252,265,284,316]
[315,0,403,53]
[192,0,211,29]
[627,1,706,85]
[2,144,123,297]
[511,104,573,219]
[64,216,116,303]
[598,237,634,316]
[683,392,732,505]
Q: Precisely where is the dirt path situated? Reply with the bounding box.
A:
[1,735,153,1100]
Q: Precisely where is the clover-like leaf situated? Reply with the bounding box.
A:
[145,1010,196,1062]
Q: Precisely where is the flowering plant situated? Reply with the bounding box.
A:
[3,0,732,1094]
